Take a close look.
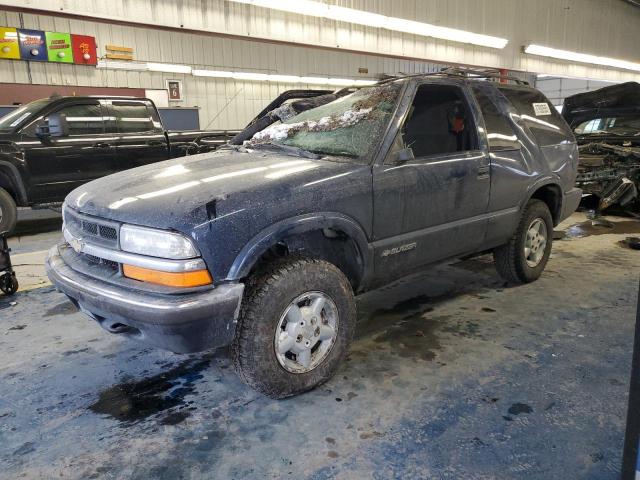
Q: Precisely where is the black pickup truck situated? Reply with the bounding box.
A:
[0,96,235,232]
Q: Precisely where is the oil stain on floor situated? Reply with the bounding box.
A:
[564,219,640,239]
[89,356,211,425]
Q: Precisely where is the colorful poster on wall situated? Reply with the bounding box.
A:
[71,34,97,65]
[0,27,20,59]
[18,29,47,61]
[45,31,73,63]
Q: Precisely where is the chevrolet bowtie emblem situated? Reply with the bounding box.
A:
[69,235,84,253]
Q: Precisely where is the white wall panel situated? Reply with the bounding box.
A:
[0,9,458,129]
[1,1,637,128]
[535,77,619,107]
[2,0,639,83]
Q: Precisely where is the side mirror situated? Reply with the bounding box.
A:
[37,113,69,138]
[395,147,415,164]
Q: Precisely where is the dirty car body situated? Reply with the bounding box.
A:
[563,82,640,211]
[46,73,580,394]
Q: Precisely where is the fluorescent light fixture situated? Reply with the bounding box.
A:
[267,74,303,83]
[192,69,234,77]
[147,62,192,74]
[232,72,269,81]
[97,59,149,71]
[230,0,508,49]
[100,62,377,86]
[525,44,640,73]
[192,69,375,86]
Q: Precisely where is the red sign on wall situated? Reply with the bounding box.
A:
[71,34,97,65]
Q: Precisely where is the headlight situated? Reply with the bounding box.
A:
[120,224,199,259]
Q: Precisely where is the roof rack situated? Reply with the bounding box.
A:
[441,67,530,85]
[377,67,530,86]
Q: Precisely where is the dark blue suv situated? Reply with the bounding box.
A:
[47,71,581,398]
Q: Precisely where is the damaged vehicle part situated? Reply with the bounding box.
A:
[563,82,640,212]
[47,72,580,398]
[230,90,350,145]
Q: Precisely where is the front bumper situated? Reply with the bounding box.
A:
[45,245,244,353]
[559,187,582,223]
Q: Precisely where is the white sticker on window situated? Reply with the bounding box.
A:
[533,102,552,116]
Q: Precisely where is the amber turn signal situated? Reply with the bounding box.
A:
[123,264,213,288]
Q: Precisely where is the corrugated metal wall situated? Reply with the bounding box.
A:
[3,0,640,80]
[0,0,638,128]
[535,77,619,108]
[0,10,453,129]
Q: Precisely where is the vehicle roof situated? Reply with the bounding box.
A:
[375,67,531,87]
[44,95,152,101]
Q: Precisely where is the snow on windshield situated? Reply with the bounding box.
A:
[248,84,400,160]
[251,108,373,142]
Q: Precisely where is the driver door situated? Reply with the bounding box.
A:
[22,100,115,203]
[372,81,491,279]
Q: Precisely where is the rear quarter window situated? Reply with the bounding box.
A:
[470,84,520,151]
[498,86,574,146]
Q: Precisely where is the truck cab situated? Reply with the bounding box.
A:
[0,96,233,232]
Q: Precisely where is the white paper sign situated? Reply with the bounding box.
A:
[533,102,552,116]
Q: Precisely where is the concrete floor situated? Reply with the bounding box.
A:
[0,211,638,479]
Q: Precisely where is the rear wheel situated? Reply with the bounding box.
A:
[0,188,17,234]
[493,199,553,284]
[231,257,356,398]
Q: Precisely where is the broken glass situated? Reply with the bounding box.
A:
[248,83,401,162]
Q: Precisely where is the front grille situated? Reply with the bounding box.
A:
[64,207,120,249]
[99,225,117,240]
[83,221,98,235]
[64,206,122,272]
[85,253,119,271]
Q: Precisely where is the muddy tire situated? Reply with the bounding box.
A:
[231,257,356,399]
[493,199,553,284]
[0,188,17,234]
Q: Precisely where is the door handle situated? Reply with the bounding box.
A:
[147,140,164,146]
[477,166,490,180]
[93,142,110,148]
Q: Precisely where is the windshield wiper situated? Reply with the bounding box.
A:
[248,142,320,159]
[579,131,632,137]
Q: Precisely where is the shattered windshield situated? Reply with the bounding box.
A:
[248,83,401,162]
[575,116,640,136]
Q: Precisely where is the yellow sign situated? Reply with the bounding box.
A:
[0,27,20,59]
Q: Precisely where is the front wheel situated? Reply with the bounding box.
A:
[231,257,356,398]
[0,188,17,234]
[493,199,553,284]
[0,273,18,295]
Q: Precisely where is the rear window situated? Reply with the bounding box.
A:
[498,86,573,146]
[112,101,156,133]
[471,85,520,151]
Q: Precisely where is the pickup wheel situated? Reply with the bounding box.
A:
[0,188,17,234]
[493,199,553,284]
[231,257,356,399]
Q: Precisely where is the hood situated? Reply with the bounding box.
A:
[65,148,362,229]
[0,132,19,142]
[562,82,640,127]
